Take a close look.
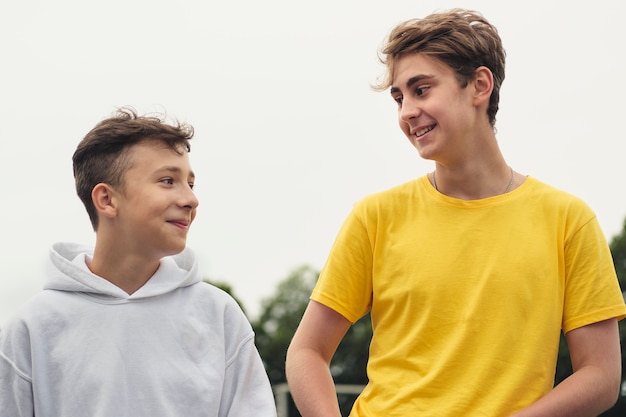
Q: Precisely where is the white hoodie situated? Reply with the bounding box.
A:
[0,242,277,417]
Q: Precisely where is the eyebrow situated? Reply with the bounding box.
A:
[157,166,196,179]
[390,74,435,95]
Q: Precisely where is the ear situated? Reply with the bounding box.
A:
[91,183,119,220]
[472,66,494,107]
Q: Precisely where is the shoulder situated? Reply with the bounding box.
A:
[361,177,423,202]
[516,177,605,244]
[352,177,424,214]
[524,177,596,218]
[183,281,251,325]
[525,177,583,200]
[1,289,71,332]
[0,291,60,365]
[185,281,244,307]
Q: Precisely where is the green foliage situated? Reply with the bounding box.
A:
[252,265,318,383]
[610,217,626,289]
[554,332,573,384]
[331,314,371,415]
[252,265,372,386]
[252,266,372,416]
[607,217,626,415]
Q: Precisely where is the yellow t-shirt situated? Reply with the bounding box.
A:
[312,176,626,417]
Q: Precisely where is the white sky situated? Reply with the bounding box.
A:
[1,0,625,323]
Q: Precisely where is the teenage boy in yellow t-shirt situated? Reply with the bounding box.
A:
[286,8,626,417]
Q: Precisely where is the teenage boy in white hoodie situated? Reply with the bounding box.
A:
[0,107,277,417]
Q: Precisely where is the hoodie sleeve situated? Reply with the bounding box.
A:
[0,323,35,417]
[217,308,277,417]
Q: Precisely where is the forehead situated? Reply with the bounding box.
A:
[391,53,455,88]
[129,140,186,156]
[125,141,190,170]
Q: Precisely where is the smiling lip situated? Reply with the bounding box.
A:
[413,124,436,138]
[168,219,190,229]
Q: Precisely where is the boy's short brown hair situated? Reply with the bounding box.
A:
[374,8,506,126]
[73,107,194,230]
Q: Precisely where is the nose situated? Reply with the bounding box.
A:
[399,97,421,123]
[180,185,199,209]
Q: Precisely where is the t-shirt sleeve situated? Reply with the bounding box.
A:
[562,215,626,333]
[311,204,374,324]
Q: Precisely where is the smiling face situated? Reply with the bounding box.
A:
[390,53,482,163]
[111,140,199,261]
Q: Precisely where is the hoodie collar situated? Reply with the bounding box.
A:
[44,242,201,300]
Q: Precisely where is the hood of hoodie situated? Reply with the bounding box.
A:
[43,242,201,300]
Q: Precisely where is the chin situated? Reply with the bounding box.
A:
[171,246,187,255]
[414,144,438,161]
[161,243,187,258]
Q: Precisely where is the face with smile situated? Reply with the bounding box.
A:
[390,53,481,162]
[110,141,199,261]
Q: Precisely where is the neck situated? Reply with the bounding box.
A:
[430,161,517,200]
[90,240,161,295]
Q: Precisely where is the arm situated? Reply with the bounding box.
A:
[0,351,34,417]
[286,300,353,417]
[510,318,622,417]
[219,335,278,417]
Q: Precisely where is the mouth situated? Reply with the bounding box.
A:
[413,124,436,138]
[167,219,190,230]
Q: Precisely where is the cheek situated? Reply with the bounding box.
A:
[398,118,411,135]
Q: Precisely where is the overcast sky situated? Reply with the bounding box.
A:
[1,0,625,323]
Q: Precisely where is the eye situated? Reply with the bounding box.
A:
[415,86,430,96]
[392,94,403,106]
[160,178,174,185]
[188,182,195,190]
